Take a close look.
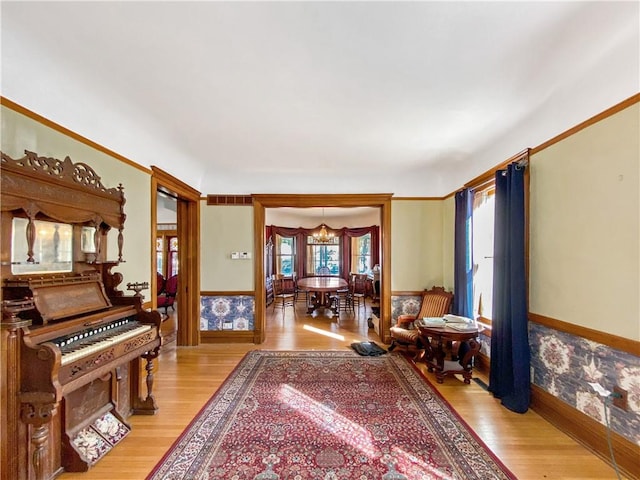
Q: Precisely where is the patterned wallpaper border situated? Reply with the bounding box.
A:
[200,295,255,331]
[530,322,640,446]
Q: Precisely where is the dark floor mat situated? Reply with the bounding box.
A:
[350,341,387,356]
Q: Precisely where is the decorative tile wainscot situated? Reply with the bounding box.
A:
[200,295,255,331]
[529,322,640,446]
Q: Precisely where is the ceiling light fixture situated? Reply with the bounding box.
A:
[313,209,334,243]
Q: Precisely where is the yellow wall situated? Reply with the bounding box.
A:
[1,106,152,288]
[200,203,254,291]
[391,199,444,291]
[441,195,455,292]
[529,103,640,340]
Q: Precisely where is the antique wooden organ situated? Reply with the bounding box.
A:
[0,151,162,479]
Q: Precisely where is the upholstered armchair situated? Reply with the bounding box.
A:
[388,286,453,355]
[157,274,178,317]
[157,272,165,296]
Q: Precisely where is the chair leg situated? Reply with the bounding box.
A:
[413,349,425,362]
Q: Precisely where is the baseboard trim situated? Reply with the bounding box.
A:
[200,331,255,343]
[530,384,639,479]
[475,352,490,373]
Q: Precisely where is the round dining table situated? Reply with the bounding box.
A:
[297,276,349,314]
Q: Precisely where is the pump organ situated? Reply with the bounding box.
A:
[0,151,162,479]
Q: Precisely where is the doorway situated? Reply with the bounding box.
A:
[156,191,178,344]
[253,194,392,344]
[151,167,201,346]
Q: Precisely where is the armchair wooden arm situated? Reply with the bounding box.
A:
[394,314,417,329]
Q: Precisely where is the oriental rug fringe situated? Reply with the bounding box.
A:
[147,350,515,480]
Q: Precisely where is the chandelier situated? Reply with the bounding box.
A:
[313,209,335,243]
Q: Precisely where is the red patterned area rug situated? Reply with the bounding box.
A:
[147,350,515,480]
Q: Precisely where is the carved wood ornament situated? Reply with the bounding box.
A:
[1,150,127,265]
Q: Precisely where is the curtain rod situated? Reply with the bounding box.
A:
[462,148,530,190]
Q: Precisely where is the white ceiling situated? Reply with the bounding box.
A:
[157,191,178,224]
[274,207,376,218]
[266,206,380,228]
[2,1,638,197]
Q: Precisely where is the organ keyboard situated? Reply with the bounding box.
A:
[56,317,151,365]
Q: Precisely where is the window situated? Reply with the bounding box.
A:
[472,185,495,321]
[156,237,164,274]
[157,235,179,277]
[351,234,371,274]
[276,234,295,275]
[306,236,340,275]
[169,237,179,277]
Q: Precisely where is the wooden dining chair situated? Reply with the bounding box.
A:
[272,275,295,318]
[292,272,308,304]
[317,266,331,275]
[349,273,367,314]
[330,285,352,313]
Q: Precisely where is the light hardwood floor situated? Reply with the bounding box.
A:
[59,300,624,480]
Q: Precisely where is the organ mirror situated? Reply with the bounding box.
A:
[1,150,126,296]
[11,217,74,275]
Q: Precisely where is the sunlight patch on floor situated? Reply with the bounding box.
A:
[391,446,454,479]
[302,324,345,341]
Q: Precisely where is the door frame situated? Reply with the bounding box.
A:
[253,193,393,344]
[151,167,201,346]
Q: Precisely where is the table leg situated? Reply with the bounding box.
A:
[306,291,317,314]
[434,336,446,384]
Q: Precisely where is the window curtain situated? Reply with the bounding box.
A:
[488,162,530,414]
[268,226,306,277]
[265,225,273,245]
[268,225,379,279]
[339,226,379,281]
[340,235,350,280]
[453,188,474,318]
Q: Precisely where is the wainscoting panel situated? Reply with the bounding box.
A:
[529,322,639,446]
[391,294,423,320]
[200,294,255,331]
